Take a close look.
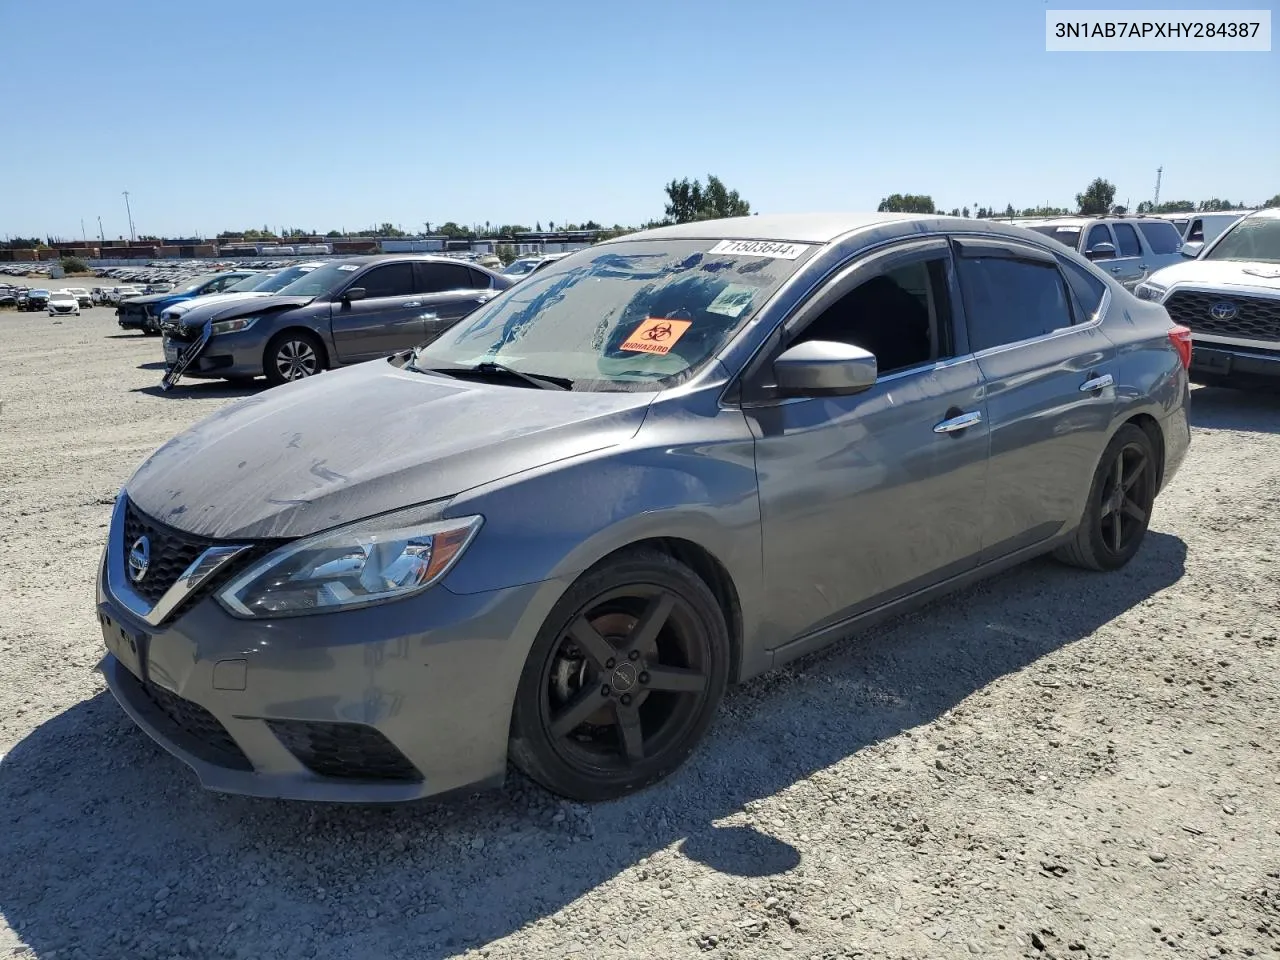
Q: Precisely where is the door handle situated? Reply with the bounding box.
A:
[1079,373,1114,392]
[1110,266,1122,273]
[1138,264,1148,270]
[404,301,422,308]
[933,410,982,434]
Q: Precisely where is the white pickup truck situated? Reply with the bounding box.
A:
[1136,208,1280,390]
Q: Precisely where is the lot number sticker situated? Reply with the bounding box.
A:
[709,239,809,260]
[621,317,693,354]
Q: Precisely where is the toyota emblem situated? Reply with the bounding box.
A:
[128,535,151,582]
[1209,301,1238,322]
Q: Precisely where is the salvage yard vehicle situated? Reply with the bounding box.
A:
[46,291,81,316]
[117,271,257,335]
[20,288,50,311]
[158,255,510,387]
[1024,216,1186,290]
[156,262,329,328]
[63,287,94,308]
[98,212,1191,804]
[1136,207,1280,390]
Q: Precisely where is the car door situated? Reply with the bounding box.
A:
[329,261,424,362]
[1108,221,1148,288]
[951,238,1118,561]
[744,238,990,648]
[1081,223,1138,289]
[412,261,499,343]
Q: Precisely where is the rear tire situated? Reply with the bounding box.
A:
[1054,423,1158,572]
[509,549,730,801]
[264,331,326,386]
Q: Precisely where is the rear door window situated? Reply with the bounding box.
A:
[1112,222,1142,257]
[1137,220,1183,255]
[956,254,1074,351]
[415,262,485,294]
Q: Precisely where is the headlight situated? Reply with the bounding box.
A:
[216,512,482,618]
[1135,283,1168,302]
[210,315,259,335]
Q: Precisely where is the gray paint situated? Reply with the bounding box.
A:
[100,212,1192,801]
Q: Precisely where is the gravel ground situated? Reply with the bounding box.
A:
[2,302,1279,960]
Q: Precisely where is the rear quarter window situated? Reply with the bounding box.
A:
[1137,221,1182,255]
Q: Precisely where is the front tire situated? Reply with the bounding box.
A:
[509,549,730,802]
[1054,423,1158,571]
[264,330,326,386]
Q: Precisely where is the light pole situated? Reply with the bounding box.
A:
[122,191,136,242]
[97,216,105,244]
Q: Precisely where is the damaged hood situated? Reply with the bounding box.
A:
[125,360,653,540]
[176,294,315,332]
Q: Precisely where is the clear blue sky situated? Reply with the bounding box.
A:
[1,0,1275,240]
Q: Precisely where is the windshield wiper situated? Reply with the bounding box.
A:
[415,357,572,391]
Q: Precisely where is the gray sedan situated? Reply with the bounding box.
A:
[160,255,512,387]
[97,212,1192,803]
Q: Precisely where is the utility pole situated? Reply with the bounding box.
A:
[1153,166,1163,208]
[122,191,136,242]
[81,219,87,243]
[97,216,105,244]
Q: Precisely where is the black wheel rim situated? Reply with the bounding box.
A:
[539,583,711,777]
[276,340,318,380]
[1097,441,1151,556]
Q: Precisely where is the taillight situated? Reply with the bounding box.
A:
[1168,325,1192,370]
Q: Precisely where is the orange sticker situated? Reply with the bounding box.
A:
[620,317,693,355]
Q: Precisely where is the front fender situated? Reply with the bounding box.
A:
[442,399,769,678]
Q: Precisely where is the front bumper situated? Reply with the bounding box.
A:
[97,501,568,801]
[162,331,269,379]
[1188,338,1280,388]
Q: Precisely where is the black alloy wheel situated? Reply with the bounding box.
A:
[510,550,729,801]
[1055,422,1158,571]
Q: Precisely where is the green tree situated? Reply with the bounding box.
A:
[325,229,343,238]
[377,222,407,237]
[876,193,935,214]
[664,174,751,223]
[948,208,960,217]
[1076,178,1117,215]
[1264,194,1280,209]
[436,222,474,239]
[495,244,518,265]
[961,206,970,218]
[60,256,89,273]
[1004,203,1016,219]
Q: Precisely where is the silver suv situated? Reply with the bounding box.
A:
[1024,216,1186,290]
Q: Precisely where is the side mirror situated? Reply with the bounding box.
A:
[773,340,878,397]
[342,287,367,303]
[1085,242,1116,261]
[1180,241,1204,258]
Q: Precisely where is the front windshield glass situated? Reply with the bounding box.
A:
[276,260,362,297]
[503,259,539,276]
[178,273,223,293]
[413,238,816,391]
[227,271,275,292]
[253,264,319,292]
[1204,217,1280,263]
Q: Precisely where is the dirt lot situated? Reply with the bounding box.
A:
[1,302,1279,960]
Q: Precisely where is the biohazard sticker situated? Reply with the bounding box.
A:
[621,317,693,354]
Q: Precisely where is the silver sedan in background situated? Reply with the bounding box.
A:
[97,212,1191,803]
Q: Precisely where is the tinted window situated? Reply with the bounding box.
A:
[1112,222,1142,256]
[792,257,950,374]
[1187,219,1205,243]
[415,262,484,294]
[956,257,1073,351]
[467,268,493,289]
[1027,225,1082,250]
[357,263,414,298]
[1057,257,1107,321]
[1137,220,1182,255]
[1085,225,1114,256]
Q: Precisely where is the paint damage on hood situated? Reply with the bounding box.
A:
[125,360,653,540]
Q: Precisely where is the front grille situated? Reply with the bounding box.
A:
[121,498,280,616]
[139,678,252,770]
[1165,291,1280,342]
[266,720,421,782]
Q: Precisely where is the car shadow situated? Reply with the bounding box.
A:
[136,361,167,370]
[0,533,1186,959]
[104,333,153,340]
[131,381,263,400]
[1190,385,1280,433]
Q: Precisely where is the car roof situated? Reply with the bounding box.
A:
[620,212,928,244]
